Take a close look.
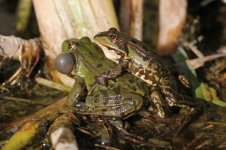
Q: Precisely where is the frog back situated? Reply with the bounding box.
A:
[77,40,116,74]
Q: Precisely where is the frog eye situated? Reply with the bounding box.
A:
[108,34,117,41]
[68,41,77,51]
[80,37,91,42]
[108,28,118,33]
[55,53,75,74]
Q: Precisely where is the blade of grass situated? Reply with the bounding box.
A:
[173,49,226,107]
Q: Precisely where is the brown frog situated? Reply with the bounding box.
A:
[94,28,203,133]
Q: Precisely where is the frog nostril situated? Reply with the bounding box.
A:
[55,53,75,74]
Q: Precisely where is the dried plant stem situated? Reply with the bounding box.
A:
[32,0,119,86]
[120,0,143,40]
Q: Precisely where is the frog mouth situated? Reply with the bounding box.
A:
[95,40,122,52]
[95,41,124,62]
[95,40,128,57]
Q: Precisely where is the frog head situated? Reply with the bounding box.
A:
[94,28,129,63]
[55,39,79,75]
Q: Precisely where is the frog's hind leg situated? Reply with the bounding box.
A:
[149,90,171,118]
[75,92,144,119]
[161,86,203,134]
[160,80,203,134]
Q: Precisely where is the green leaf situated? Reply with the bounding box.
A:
[173,50,225,107]
[200,83,226,107]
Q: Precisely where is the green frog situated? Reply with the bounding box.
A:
[55,37,147,119]
[94,28,202,130]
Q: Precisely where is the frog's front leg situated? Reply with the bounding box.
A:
[96,61,128,86]
[149,90,171,118]
[66,75,86,106]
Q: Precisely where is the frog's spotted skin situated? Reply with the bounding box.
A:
[94,28,202,131]
[77,85,143,119]
[56,37,145,119]
[95,28,169,88]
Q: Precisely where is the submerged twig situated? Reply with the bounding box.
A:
[195,140,210,149]
[207,121,226,127]
[185,42,226,69]
[186,53,226,69]
[184,132,205,150]
[186,43,204,58]
[2,97,67,129]
[75,127,95,137]
[95,144,120,150]
[116,126,144,141]
[217,137,226,148]
[2,96,48,106]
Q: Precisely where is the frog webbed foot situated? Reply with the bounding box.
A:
[163,92,203,134]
